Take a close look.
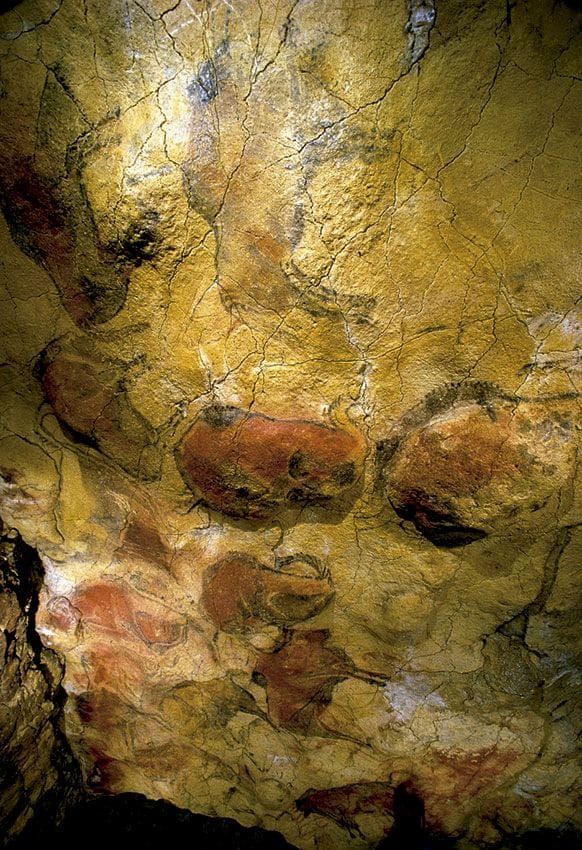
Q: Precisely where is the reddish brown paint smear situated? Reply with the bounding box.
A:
[78,691,129,791]
[417,745,521,831]
[178,406,365,518]
[41,346,155,476]
[73,581,186,648]
[201,553,334,629]
[390,408,524,498]
[4,163,92,325]
[83,644,146,693]
[297,782,395,830]
[385,404,531,544]
[74,582,133,635]
[255,630,350,730]
[120,519,170,568]
[1,160,128,325]
[87,749,123,791]
[42,354,116,440]
[429,745,520,800]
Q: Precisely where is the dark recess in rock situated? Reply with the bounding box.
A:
[391,500,488,547]
[114,210,161,265]
[7,792,300,849]
[0,525,82,847]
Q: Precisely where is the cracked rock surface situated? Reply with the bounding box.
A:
[0,524,79,844]
[0,1,580,847]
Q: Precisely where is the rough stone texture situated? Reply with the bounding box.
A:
[11,791,300,849]
[0,1,580,848]
[0,524,79,844]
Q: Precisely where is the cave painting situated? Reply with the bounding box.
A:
[0,1,580,848]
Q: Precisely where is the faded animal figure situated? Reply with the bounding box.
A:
[0,1,580,848]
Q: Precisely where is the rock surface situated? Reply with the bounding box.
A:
[0,524,79,844]
[0,1,580,848]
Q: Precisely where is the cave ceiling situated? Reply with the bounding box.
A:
[0,1,580,847]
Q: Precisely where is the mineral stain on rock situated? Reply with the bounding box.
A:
[177,406,365,519]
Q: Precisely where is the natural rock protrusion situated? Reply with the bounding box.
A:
[40,340,159,479]
[201,553,334,630]
[0,525,80,843]
[381,396,575,546]
[177,406,365,519]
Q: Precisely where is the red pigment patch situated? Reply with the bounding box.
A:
[201,553,334,629]
[45,595,81,633]
[133,610,186,646]
[384,404,531,545]
[83,644,146,693]
[3,159,127,325]
[42,354,115,440]
[79,691,129,791]
[73,581,186,648]
[297,782,395,832]
[40,347,156,476]
[77,690,133,792]
[177,406,365,518]
[390,407,522,498]
[432,745,520,799]
[6,162,92,325]
[73,582,133,637]
[77,689,125,741]
[87,750,123,792]
[120,518,170,568]
[254,630,351,731]
[418,745,521,832]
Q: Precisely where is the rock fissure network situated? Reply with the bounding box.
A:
[0,0,580,847]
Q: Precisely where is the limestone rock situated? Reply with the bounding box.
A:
[0,525,79,844]
[0,1,580,848]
